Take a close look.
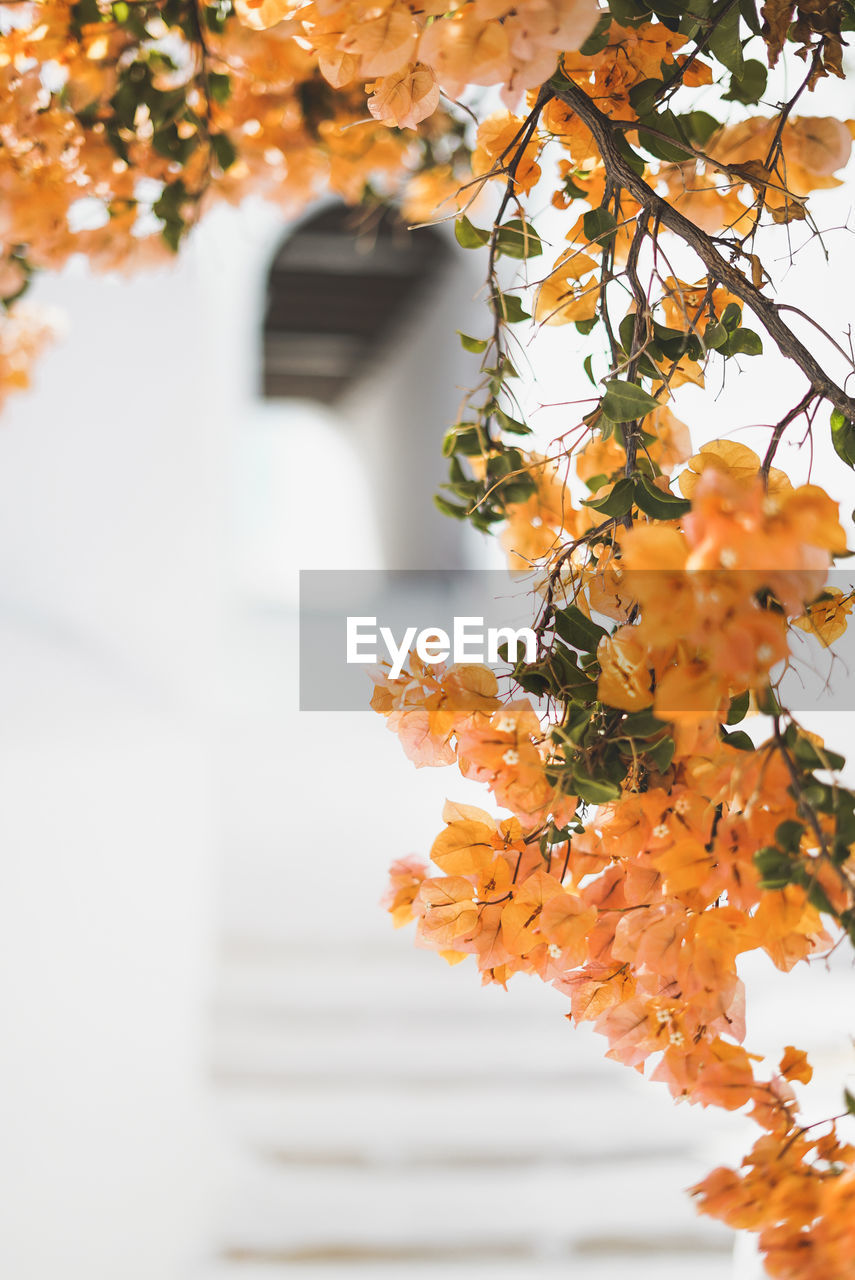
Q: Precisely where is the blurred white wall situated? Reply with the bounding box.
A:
[0,253,226,1279]
[0,201,487,1279]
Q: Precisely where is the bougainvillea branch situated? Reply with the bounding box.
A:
[550,75,855,422]
[4,0,855,1274]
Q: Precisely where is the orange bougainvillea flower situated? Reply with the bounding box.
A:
[596,625,654,710]
[457,699,571,827]
[417,9,511,98]
[534,246,599,326]
[367,63,440,130]
[500,454,589,569]
[659,276,738,331]
[750,886,830,972]
[712,115,854,201]
[430,800,522,876]
[370,659,500,767]
[471,110,541,193]
[779,1046,813,1086]
[383,856,428,927]
[416,875,479,947]
[793,588,855,647]
[679,439,790,499]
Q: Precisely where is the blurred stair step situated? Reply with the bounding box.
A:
[214,1156,731,1258]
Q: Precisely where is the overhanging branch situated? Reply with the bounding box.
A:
[550,77,855,422]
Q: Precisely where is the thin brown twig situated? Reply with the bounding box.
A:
[549,78,855,423]
[761,389,817,479]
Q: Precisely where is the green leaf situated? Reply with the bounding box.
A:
[549,647,598,695]
[583,354,596,386]
[583,206,618,247]
[628,78,662,117]
[600,380,659,423]
[455,216,490,250]
[514,663,551,696]
[845,1087,855,1117]
[458,331,488,353]
[632,474,691,519]
[494,406,531,435]
[708,3,744,73]
[208,71,232,105]
[617,709,668,739]
[645,735,676,772]
[684,110,720,146]
[650,0,686,24]
[153,123,198,163]
[637,109,694,163]
[726,689,750,724]
[754,845,793,888]
[560,171,590,202]
[807,880,834,914]
[614,132,646,177]
[554,604,608,654]
[211,132,237,170]
[495,218,543,259]
[721,301,743,332]
[755,685,781,716]
[153,179,186,221]
[204,2,229,32]
[583,476,635,517]
[720,727,755,751]
[501,480,538,503]
[831,409,855,468]
[434,494,470,520]
[487,449,521,480]
[572,768,622,805]
[579,10,612,54]
[704,319,728,350]
[489,355,520,385]
[726,328,763,356]
[160,220,184,253]
[618,313,637,355]
[653,322,690,355]
[723,57,767,104]
[442,425,483,457]
[112,79,139,129]
[738,0,762,35]
[495,293,531,324]
[606,0,652,24]
[775,819,804,853]
[791,733,846,772]
[73,0,104,25]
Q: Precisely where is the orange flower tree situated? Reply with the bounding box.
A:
[4,0,855,1273]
